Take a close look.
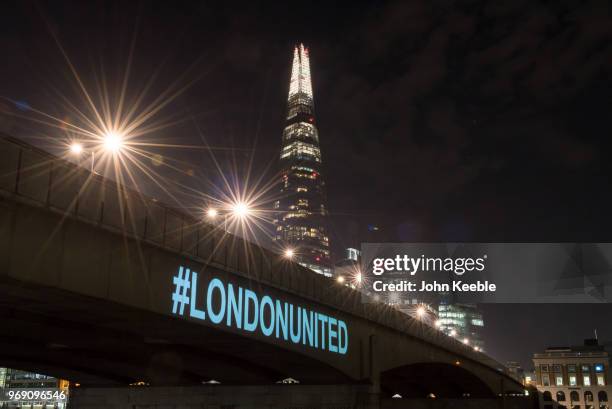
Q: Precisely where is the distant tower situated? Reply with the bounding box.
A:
[274,44,331,276]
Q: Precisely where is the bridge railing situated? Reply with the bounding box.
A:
[0,133,513,379]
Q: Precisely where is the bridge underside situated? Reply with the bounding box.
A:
[381,363,494,399]
[0,276,353,386]
[0,276,509,400]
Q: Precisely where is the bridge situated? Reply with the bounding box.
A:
[0,134,528,408]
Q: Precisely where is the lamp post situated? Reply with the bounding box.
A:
[69,142,95,172]
[103,131,123,153]
[206,201,252,232]
[284,248,295,260]
[416,306,426,319]
[206,207,226,230]
[69,132,123,173]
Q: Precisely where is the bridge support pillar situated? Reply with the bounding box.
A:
[68,385,380,409]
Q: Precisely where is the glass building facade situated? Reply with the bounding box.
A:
[438,303,485,350]
[274,44,331,276]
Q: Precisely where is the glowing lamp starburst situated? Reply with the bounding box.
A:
[416,306,426,318]
[103,132,124,153]
[70,142,83,154]
[232,202,250,218]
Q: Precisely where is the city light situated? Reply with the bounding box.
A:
[434,320,442,328]
[416,306,426,318]
[355,272,362,284]
[103,131,123,153]
[70,142,83,154]
[337,275,345,284]
[463,337,469,345]
[231,201,250,218]
[450,329,457,337]
[206,208,218,218]
[284,248,295,259]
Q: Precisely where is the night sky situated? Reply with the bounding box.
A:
[2,0,612,370]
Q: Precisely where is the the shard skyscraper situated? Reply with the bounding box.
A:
[274,44,331,276]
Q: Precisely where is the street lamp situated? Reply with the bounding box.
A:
[206,207,229,230]
[337,276,345,284]
[103,131,123,153]
[231,201,250,218]
[284,248,295,260]
[450,329,457,337]
[416,306,426,319]
[355,272,362,285]
[69,142,95,172]
[70,142,83,154]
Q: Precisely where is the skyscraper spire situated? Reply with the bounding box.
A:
[288,44,313,102]
[274,44,331,276]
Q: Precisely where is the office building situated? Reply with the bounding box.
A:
[274,44,331,276]
[533,339,610,409]
[437,303,485,351]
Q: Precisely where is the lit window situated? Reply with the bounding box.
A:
[292,165,315,173]
[597,374,605,386]
[471,319,484,326]
[584,375,591,386]
[542,374,550,386]
[280,141,321,162]
[569,375,577,386]
[284,210,310,219]
[555,375,563,386]
[283,122,319,142]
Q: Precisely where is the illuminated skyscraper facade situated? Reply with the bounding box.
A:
[438,303,485,351]
[274,44,331,276]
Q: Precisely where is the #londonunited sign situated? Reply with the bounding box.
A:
[171,266,349,355]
